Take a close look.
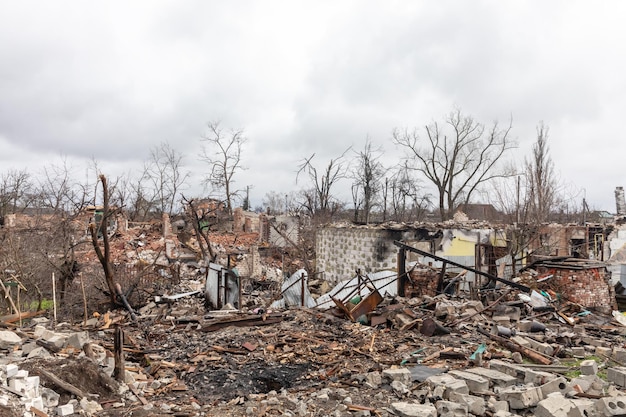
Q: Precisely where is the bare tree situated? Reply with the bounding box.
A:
[486,176,523,223]
[89,175,119,307]
[38,160,92,303]
[0,168,33,221]
[525,122,558,223]
[200,121,247,216]
[386,165,431,222]
[394,108,516,221]
[263,191,300,215]
[0,160,92,312]
[351,138,384,224]
[296,149,350,220]
[37,158,91,212]
[142,142,190,215]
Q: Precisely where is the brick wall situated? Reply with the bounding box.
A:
[537,266,612,308]
[406,268,440,297]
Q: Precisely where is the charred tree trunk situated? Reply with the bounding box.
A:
[89,175,118,307]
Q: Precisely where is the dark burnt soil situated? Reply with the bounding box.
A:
[22,357,120,404]
[183,360,312,401]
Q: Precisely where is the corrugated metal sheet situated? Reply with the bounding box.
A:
[205,262,239,309]
[316,270,398,310]
[271,269,316,309]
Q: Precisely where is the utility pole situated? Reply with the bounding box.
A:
[516,175,520,224]
[243,185,252,211]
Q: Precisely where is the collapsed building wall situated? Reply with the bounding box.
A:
[233,208,260,233]
[259,214,300,248]
[531,260,614,309]
[315,224,508,285]
[316,226,407,284]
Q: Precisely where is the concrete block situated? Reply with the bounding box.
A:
[517,320,545,332]
[84,317,99,327]
[540,376,569,398]
[595,396,626,416]
[365,371,381,388]
[535,393,584,417]
[607,367,626,388]
[0,330,22,349]
[79,398,103,414]
[580,375,608,396]
[383,368,412,385]
[580,360,598,376]
[498,385,543,409]
[492,411,520,417]
[391,402,437,417]
[525,338,554,356]
[41,386,60,407]
[534,370,558,386]
[66,331,90,349]
[448,370,489,394]
[596,346,612,357]
[495,306,521,322]
[511,336,531,348]
[30,317,49,326]
[448,392,485,415]
[27,346,53,359]
[425,374,469,397]
[22,342,38,355]
[4,364,18,378]
[465,367,517,387]
[47,335,68,350]
[571,376,594,393]
[391,380,410,396]
[10,375,40,398]
[614,348,626,363]
[14,369,28,378]
[571,346,586,357]
[489,359,543,384]
[572,398,597,417]
[435,400,468,416]
[57,403,75,416]
[22,396,44,413]
[33,325,54,339]
[487,398,509,413]
[511,352,523,364]
[492,315,511,325]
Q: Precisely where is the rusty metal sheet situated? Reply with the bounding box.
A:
[331,289,383,322]
[348,290,383,321]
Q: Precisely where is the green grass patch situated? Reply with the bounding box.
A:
[561,356,606,380]
[28,299,54,311]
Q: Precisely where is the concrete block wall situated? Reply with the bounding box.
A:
[316,227,408,283]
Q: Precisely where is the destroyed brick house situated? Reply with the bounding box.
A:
[7,194,626,416]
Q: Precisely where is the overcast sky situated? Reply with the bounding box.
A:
[1,1,624,212]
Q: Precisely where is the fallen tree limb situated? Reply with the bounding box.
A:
[38,368,92,399]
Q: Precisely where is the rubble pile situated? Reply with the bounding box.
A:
[4,277,626,417]
[4,212,626,416]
